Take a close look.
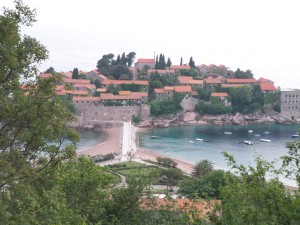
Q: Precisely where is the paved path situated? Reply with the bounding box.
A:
[121,121,132,161]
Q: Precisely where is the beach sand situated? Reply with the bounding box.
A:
[77,126,122,156]
[77,124,194,175]
[135,148,194,174]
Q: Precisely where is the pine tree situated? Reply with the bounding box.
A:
[180,57,183,66]
[189,57,195,68]
[167,57,172,68]
[72,68,79,79]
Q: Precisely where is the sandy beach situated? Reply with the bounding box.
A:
[77,126,122,156]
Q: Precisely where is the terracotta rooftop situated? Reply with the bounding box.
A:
[74,83,96,89]
[101,92,148,100]
[258,77,273,83]
[63,71,72,78]
[221,83,248,88]
[73,96,101,101]
[178,76,193,83]
[189,79,204,85]
[137,58,155,63]
[39,73,52,79]
[226,78,257,84]
[154,88,165,94]
[174,85,192,93]
[170,65,191,70]
[211,92,228,97]
[208,64,217,68]
[119,91,132,96]
[90,69,100,75]
[102,79,149,86]
[260,83,277,91]
[64,90,89,95]
[204,78,223,84]
[164,86,175,91]
[96,88,107,93]
[98,74,108,80]
[63,78,91,84]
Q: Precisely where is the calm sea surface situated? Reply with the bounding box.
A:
[138,124,300,185]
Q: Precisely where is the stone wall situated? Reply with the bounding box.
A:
[181,96,199,112]
[71,104,150,127]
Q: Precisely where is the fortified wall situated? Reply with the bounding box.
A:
[69,104,150,128]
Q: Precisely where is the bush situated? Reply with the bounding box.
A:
[195,102,232,115]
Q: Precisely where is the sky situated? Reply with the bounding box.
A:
[1,0,300,88]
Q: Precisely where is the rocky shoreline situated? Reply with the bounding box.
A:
[138,111,299,128]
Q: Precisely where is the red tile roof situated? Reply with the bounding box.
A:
[74,83,96,89]
[189,80,204,85]
[226,78,257,84]
[178,76,193,83]
[63,71,72,78]
[208,64,217,68]
[98,74,108,80]
[39,73,52,79]
[102,80,149,86]
[63,78,91,84]
[90,69,100,75]
[204,78,223,84]
[192,91,198,96]
[96,88,107,93]
[258,77,273,83]
[164,86,175,91]
[174,86,192,93]
[154,88,165,94]
[73,96,101,101]
[101,92,148,100]
[170,65,191,70]
[119,91,132,96]
[211,92,228,97]
[64,90,89,95]
[137,58,155,63]
[260,83,277,91]
[221,83,248,88]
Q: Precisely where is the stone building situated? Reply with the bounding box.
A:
[134,58,156,71]
[280,88,300,121]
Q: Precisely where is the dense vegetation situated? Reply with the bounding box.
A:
[1,2,299,224]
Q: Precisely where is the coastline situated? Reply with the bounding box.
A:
[77,126,122,156]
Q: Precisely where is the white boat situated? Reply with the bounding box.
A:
[151,136,160,139]
[264,131,270,134]
[260,139,271,142]
[255,134,261,137]
[188,140,195,144]
[244,140,253,145]
[248,130,253,133]
[196,138,203,141]
[292,134,299,138]
[224,132,232,135]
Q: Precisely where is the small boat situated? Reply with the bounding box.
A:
[188,140,195,144]
[255,134,261,137]
[264,131,270,134]
[248,130,253,133]
[260,139,271,142]
[196,138,203,141]
[291,134,299,138]
[151,136,160,139]
[224,132,232,135]
[244,140,253,145]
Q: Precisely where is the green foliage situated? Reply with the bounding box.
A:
[150,100,183,116]
[273,104,281,112]
[155,53,167,69]
[44,67,55,73]
[180,69,198,77]
[189,57,195,68]
[60,95,77,114]
[91,153,115,163]
[264,92,279,104]
[197,88,211,101]
[156,157,178,168]
[96,52,135,79]
[179,170,235,199]
[192,159,214,178]
[195,101,232,115]
[120,83,143,92]
[234,68,254,78]
[132,114,141,124]
[72,67,79,79]
[228,86,252,113]
[212,151,300,225]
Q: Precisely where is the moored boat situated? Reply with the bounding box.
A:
[224,132,232,135]
[151,136,160,139]
[244,140,253,145]
[291,134,299,138]
[188,140,195,144]
[248,130,253,133]
[196,138,203,141]
[260,139,271,142]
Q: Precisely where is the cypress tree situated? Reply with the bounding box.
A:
[72,68,79,79]
[167,57,172,68]
[189,57,195,68]
[180,57,183,66]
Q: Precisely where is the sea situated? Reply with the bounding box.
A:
[137,124,300,186]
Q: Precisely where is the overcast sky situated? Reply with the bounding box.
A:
[1,0,300,87]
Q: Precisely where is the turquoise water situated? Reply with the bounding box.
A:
[76,130,106,151]
[138,124,300,185]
